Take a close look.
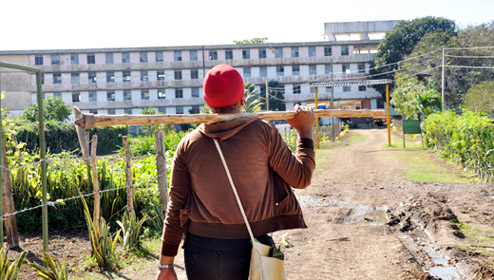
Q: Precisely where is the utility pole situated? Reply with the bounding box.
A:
[202,46,206,78]
[441,47,445,111]
[331,60,335,141]
[265,79,269,111]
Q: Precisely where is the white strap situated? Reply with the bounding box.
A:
[213,139,255,242]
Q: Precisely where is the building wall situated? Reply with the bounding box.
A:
[0,21,399,119]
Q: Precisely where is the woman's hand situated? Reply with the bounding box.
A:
[155,267,178,280]
[287,105,315,139]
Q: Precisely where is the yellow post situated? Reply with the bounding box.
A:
[386,83,391,146]
[315,87,319,149]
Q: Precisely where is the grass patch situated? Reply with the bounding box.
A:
[383,132,470,183]
[314,149,332,177]
[347,131,369,145]
[452,218,494,256]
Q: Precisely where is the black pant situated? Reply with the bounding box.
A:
[184,233,274,280]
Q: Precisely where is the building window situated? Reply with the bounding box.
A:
[157,71,165,81]
[124,108,132,115]
[310,87,315,94]
[190,106,200,114]
[72,92,80,102]
[140,52,148,62]
[140,71,148,81]
[293,85,301,94]
[51,54,60,65]
[41,74,44,85]
[342,64,350,74]
[105,53,113,64]
[123,90,132,101]
[358,63,366,73]
[326,87,332,93]
[108,109,116,115]
[174,70,182,80]
[88,72,97,83]
[191,70,199,79]
[71,73,80,84]
[175,89,183,98]
[106,72,115,83]
[243,67,251,78]
[325,64,331,74]
[53,73,62,84]
[324,47,332,56]
[275,47,283,58]
[291,47,299,58]
[156,51,164,62]
[176,106,184,114]
[141,90,149,100]
[158,89,166,99]
[343,86,351,92]
[258,49,266,59]
[341,46,349,56]
[89,91,97,102]
[191,87,199,97]
[260,66,267,77]
[158,107,166,114]
[174,51,182,61]
[89,109,98,114]
[225,50,233,59]
[309,46,316,57]
[242,49,250,59]
[309,65,317,75]
[276,66,284,76]
[70,54,79,65]
[209,50,217,60]
[190,50,198,61]
[107,91,115,101]
[123,71,131,82]
[53,93,61,98]
[87,54,95,64]
[122,53,130,63]
[35,55,43,65]
[292,66,300,76]
[359,85,366,91]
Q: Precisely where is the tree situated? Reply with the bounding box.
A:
[243,83,264,113]
[265,80,286,111]
[140,107,175,134]
[234,38,268,45]
[463,81,494,114]
[370,17,456,98]
[20,96,71,122]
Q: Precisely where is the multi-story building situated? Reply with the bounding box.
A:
[0,20,400,123]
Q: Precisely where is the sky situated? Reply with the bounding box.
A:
[1,0,493,51]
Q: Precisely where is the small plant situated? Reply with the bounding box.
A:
[117,210,147,252]
[80,193,121,270]
[29,253,69,280]
[0,248,27,280]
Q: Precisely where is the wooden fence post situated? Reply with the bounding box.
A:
[122,136,134,213]
[154,131,168,216]
[1,138,18,248]
[90,135,100,230]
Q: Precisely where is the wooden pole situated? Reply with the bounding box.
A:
[1,138,19,248]
[74,109,386,129]
[122,136,134,213]
[386,83,391,146]
[154,131,168,216]
[90,135,100,230]
[72,107,89,161]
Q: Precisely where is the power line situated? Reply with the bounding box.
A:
[445,65,494,70]
[445,54,494,59]
[445,46,494,50]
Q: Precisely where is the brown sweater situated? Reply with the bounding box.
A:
[161,116,315,256]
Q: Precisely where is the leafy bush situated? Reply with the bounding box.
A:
[423,109,494,181]
[117,210,147,252]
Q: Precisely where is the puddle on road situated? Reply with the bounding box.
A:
[298,194,460,279]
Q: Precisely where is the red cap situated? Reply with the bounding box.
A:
[203,64,244,108]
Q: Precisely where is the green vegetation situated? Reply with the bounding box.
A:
[233,37,268,44]
[244,82,264,112]
[0,248,26,280]
[117,211,147,252]
[423,110,494,182]
[29,253,69,280]
[463,81,494,114]
[451,218,494,256]
[20,96,71,122]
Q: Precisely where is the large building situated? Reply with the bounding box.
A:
[0,20,400,122]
